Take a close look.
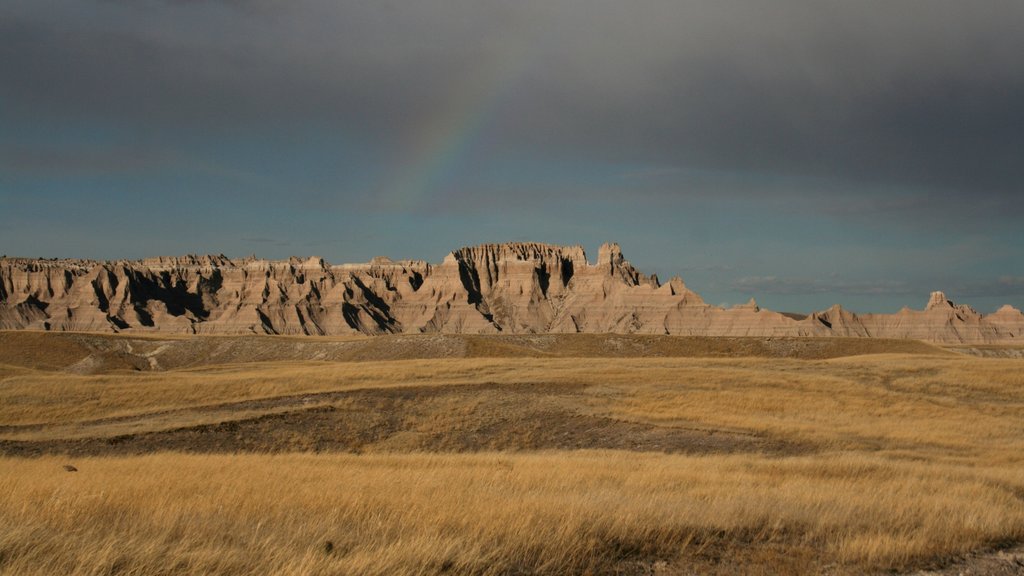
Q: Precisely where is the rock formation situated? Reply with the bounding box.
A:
[1,242,1020,343]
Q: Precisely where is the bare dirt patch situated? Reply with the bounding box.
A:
[0,382,795,457]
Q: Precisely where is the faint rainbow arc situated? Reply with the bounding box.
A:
[377,39,537,212]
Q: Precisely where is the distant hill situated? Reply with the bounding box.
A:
[2,242,1021,343]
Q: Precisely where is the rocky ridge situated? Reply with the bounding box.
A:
[1,242,1021,343]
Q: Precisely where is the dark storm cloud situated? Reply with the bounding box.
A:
[0,143,175,176]
[3,0,1024,203]
[0,0,519,130]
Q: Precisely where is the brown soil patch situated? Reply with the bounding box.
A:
[0,383,797,457]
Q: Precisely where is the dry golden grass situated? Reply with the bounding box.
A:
[601,355,1024,458]
[1,452,1022,576]
[0,332,1023,574]
[0,359,512,427]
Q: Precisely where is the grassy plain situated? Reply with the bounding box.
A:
[0,332,1022,575]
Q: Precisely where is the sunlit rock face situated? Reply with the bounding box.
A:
[0,255,428,335]
[1,244,1021,343]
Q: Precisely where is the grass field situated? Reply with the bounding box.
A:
[0,332,1022,574]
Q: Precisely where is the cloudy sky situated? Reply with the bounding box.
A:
[1,0,1022,312]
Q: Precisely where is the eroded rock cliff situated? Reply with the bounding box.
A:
[1,243,1020,342]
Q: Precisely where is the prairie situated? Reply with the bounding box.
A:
[0,331,1022,575]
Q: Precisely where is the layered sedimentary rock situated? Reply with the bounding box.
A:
[1,243,1021,343]
[0,254,428,335]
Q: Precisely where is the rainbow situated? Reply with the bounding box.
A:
[377,36,539,212]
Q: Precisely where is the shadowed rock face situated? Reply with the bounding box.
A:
[1,243,1021,342]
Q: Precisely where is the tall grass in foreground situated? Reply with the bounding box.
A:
[2,451,1023,575]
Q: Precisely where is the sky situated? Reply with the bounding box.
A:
[1,0,1022,313]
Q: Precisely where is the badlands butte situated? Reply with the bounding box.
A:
[1,241,1022,343]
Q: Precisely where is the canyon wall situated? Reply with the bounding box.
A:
[2,242,1021,343]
